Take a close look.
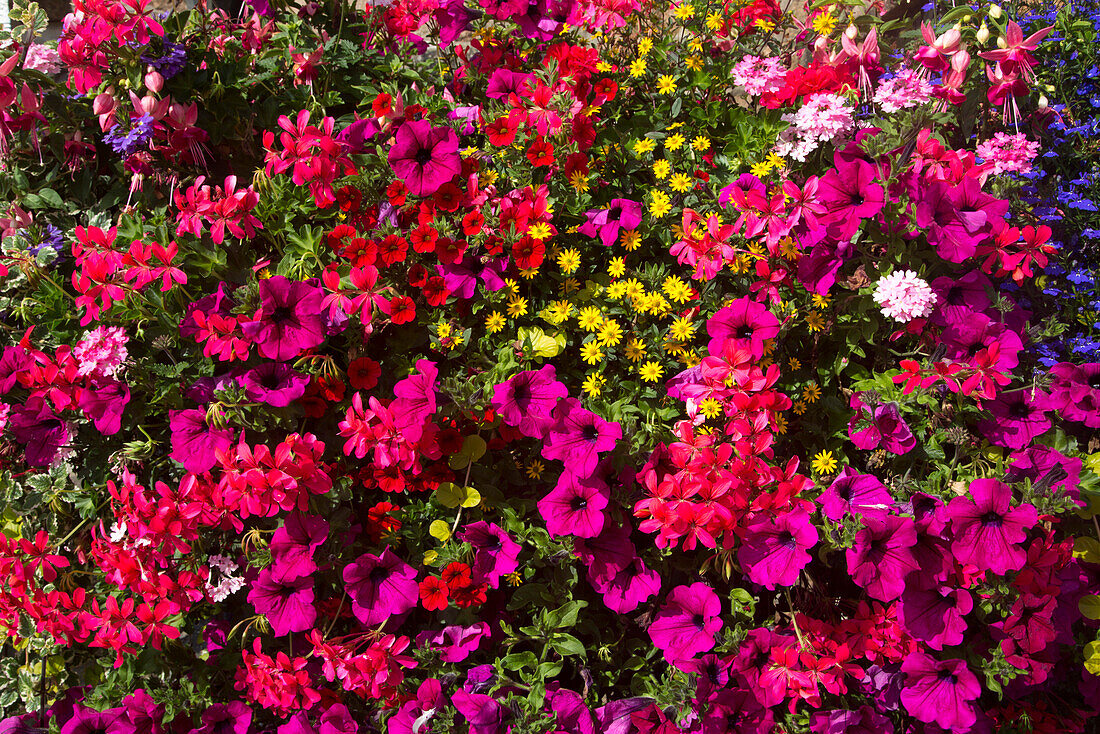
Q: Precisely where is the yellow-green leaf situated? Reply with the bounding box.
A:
[518,326,565,359]
[429,520,451,542]
[1074,537,1100,565]
[1085,640,1100,676]
[435,483,481,509]
[1079,595,1100,620]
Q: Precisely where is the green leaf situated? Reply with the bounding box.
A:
[550,632,587,658]
[543,600,587,629]
[501,651,537,671]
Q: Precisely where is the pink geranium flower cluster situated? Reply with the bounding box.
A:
[872,269,937,322]
[174,175,263,245]
[775,92,854,161]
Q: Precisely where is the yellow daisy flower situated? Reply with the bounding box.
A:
[705,11,723,31]
[669,316,696,340]
[633,138,656,156]
[582,372,606,397]
[570,170,590,193]
[507,296,529,317]
[669,173,693,193]
[638,37,654,55]
[657,75,677,94]
[665,133,686,151]
[620,230,641,251]
[598,319,623,347]
[625,338,646,362]
[639,360,664,382]
[662,275,693,303]
[526,459,545,479]
[673,3,694,20]
[577,306,603,331]
[580,340,604,365]
[653,159,672,179]
[557,248,581,274]
[608,256,626,278]
[811,449,838,476]
[699,397,722,419]
[803,382,821,403]
[691,135,710,151]
[685,55,703,72]
[629,58,647,77]
[805,311,826,332]
[528,222,552,240]
[649,191,672,218]
[485,311,506,333]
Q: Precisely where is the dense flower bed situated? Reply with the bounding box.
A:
[0,0,1098,731]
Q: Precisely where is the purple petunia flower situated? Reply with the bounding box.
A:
[976,388,1051,450]
[578,199,642,248]
[491,365,568,439]
[188,702,252,734]
[648,582,723,664]
[77,380,131,435]
[451,690,507,734]
[538,470,610,538]
[277,712,316,734]
[1007,446,1083,506]
[387,120,462,197]
[241,276,326,361]
[416,622,490,662]
[705,296,781,360]
[336,117,381,155]
[819,468,894,522]
[120,689,164,734]
[248,567,316,636]
[846,514,919,601]
[899,652,980,731]
[319,704,357,734]
[847,393,915,455]
[594,557,661,613]
[947,478,1037,575]
[457,521,521,588]
[343,547,419,626]
[737,508,818,589]
[485,68,534,99]
[897,583,973,650]
[11,396,70,467]
[239,363,310,407]
[270,511,329,581]
[542,398,622,478]
[60,705,130,734]
[168,408,234,474]
[914,178,1009,263]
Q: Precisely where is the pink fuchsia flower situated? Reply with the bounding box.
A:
[705,296,780,360]
[74,326,129,379]
[819,468,893,522]
[241,276,326,361]
[1047,362,1100,428]
[976,132,1040,175]
[872,270,937,323]
[538,470,610,538]
[899,652,980,732]
[578,199,643,248]
[846,515,919,602]
[975,388,1051,450]
[239,363,309,407]
[168,408,234,474]
[247,568,316,636]
[387,119,462,197]
[947,478,1037,575]
[491,364,568,439]
[847,393,916,455]
[542,398,622,478]
[457,521,521,588]
[343,547,419,626]
[648,582,723,664]
[737,508,818,589]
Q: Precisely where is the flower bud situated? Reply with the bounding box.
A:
[997,35,1007,48]
[976,24,989,43]
[92,92,115,116]
[845,24,858,39]
[145,69,164,94]
[1038,94,1049,109]
[989,3,1002,18]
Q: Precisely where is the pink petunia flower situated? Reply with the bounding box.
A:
[491,365,568,439]
[946,478,1037,575]
[542,398,622,478]
[387,119,462,197]
[538,470,610,538]
[343,547,419,626]
[737,508,818,589]
[241,276,326,361]
[648,582,723,664]
[899,652,980,731]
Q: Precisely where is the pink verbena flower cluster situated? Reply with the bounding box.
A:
[873,270,937,323]
[976,131,1040,175]
[775,92,854,161]
[872,67,933,112]
[74,326,129,379]
[730,55,786,97]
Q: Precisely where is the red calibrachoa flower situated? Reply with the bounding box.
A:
[419,576,449,610]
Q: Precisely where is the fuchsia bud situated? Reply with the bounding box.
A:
[145,68,164,94]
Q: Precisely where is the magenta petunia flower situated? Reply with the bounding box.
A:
[168,408,234,474]
[416,622,490,663]
[947,477,1037,575]
[189,702,252,734]
[648,582,723,663]
[995,593,1057,654]
[0,346,32,393]
[737,508,818,589]
[319,703,357,734]
[542,398,622,478]
[593,557,661,613]
[241,276,326,361]
[898,583,973,650]
[270,511,329,581]
[1047,361,1100,428]
[491,365,568,439]
[899,652,980,731]
[538,470,610,538]
[343,547,419,626]
[76,380,131,435]
[387,679,444,734]
[847,393,915,455]
[846,515,919,601]
[387,119,462,197]
[819,468,893,522]
[939,306,1023,373]
[706,296,780,360]
[391,359,438,442]
[485,68,534,99]
[578,199,642,248]
[238,363,310,407]
[816,157,885,241]
[10,396,70,467]
[976,388,1051,450]
[457,520,521,588]
[60,705,130,734]
[247,568,316,636]
[930,271,993,324]
[1007,446,1083,506]
[914,178,1009,263]
[451,690,507,734]
[547,688,595,734]
[808,706,892,734]
[120,688,164,734]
